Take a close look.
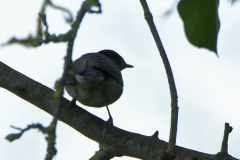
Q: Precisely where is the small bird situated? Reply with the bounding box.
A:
[65,49,133,124]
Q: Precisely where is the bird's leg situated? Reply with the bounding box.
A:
[106,105,113,125]
[67,98,76,108]
[102,106,114,135]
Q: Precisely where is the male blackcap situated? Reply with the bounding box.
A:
[65,49,133,124]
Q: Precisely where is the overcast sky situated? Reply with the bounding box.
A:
[0,0,240,159]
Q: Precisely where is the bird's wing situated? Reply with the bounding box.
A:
[94,55,123,85]
[75,69,105,87]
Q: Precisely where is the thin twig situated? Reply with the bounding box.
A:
[139,0,179,154]
[52,0,89,119]
[47,0,73,23]
[221,123,233,154]
[42,1,90,159]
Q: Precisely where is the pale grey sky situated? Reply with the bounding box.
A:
[0,0,240,159]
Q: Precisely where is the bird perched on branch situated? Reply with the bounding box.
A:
[65,49,133,124]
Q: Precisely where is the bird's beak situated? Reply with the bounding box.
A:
[125,64,134,68]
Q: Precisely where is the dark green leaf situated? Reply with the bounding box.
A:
[177,0,220,55]
[5,133,22,142]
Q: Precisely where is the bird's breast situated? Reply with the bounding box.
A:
[65,78,123,108]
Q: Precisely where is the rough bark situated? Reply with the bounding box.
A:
[0,61,237,160]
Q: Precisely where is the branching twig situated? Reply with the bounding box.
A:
[5,124,46,142]
[47,0,73,23]
[38,0,101,45]
[4,1,101,160]
[44,1,99,159]
[139,0,179,156]
[1,0,73,48]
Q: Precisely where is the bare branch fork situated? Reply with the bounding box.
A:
[1,0,239,159]
[139,0,179,157]
[139,1,237,160]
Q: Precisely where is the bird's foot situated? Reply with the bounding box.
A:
[105,116,114,126]
[67,98,76,109]
[102,117,114,135]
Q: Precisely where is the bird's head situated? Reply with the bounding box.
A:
[97,49,133,70]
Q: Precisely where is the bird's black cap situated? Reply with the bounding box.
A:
[97,50,124,65]
[98,49,133,70]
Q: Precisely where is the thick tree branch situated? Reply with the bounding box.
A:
[1,62,238,160]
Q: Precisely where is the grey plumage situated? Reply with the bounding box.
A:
[65,50,133,108]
